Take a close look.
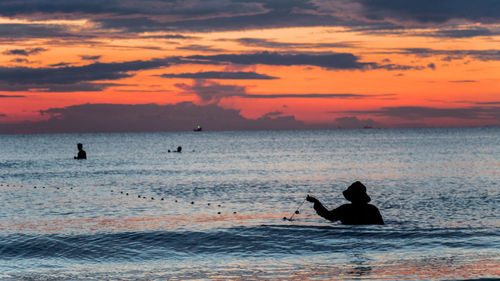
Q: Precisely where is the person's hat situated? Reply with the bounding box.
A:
[343,181,371,203]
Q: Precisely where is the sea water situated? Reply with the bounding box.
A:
[0,128,499,280]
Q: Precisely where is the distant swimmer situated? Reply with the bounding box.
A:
[306,181,384,225]
[74,143,87,160]
[168,146,182,153]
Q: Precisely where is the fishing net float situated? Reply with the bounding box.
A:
[6,181,239,216]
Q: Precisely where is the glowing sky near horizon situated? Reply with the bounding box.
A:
[1,0,499,131]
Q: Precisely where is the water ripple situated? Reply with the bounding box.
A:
[1,225,498,262]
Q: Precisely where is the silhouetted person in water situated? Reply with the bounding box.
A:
[74,143,87,160]
[306,181,384,225]
[169,146,182,153]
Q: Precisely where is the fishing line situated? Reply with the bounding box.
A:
[283,197,307,221]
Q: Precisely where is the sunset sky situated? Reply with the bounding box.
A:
[1,0,499,133]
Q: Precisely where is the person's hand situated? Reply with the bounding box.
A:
[306,195,317,203]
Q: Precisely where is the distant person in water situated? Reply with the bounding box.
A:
[74,143,87,160]
[306,181,384,225]
[168,146,182,153]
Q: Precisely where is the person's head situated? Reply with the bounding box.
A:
[177,146,182,152]
[77,143,83,150]
[343,181,371,204]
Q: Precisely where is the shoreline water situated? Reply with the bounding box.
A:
[1,128,499,280]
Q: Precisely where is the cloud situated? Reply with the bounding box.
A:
[261,111,284,118]
[0,1,340,34]
[0,102,314,134]
[241,93,374,99]
[0,58,171,91]
[175,79,389,104]
[90,1,345,33]
[81,55,101,61]
[1,1,498,35]
[176,44,227,52]
[333,116,378,129]
[175,80,247,104]
[3,47,47,56]
[49,62,73,67]
[234,38,354,49]
[427,26,500,38]
[0,82,126,92]
[340,106,500,120]
[0,23,87,40]
[140,34,196,39]
[400,48,500,62]
[0,53,416,93]
[354,0,500,24]
[160,71,278,80]
[186,51,421,70]
[0,94,25,98]
[10,58,30,63]
[476,101,500,105]
[0,113,6,117]
[360,25,500,38]
[187,51,369,69]
[0,2,397,37]
[449,80,476,83]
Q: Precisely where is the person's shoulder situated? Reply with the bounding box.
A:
[366,204,381,211]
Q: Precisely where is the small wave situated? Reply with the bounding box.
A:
[1,225,498,262]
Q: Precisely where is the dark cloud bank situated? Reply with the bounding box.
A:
[2,0,500,40]
[0,58,172,91]
[3,47,47,56]
[0,52,427,92]
[2,103,499,134]
[0,94,25,98]
[0,102,323,134]
[0,0,500,39]
[356,0,500,23]
[186,52,424,70]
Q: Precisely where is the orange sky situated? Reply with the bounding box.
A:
[1,1,500,132]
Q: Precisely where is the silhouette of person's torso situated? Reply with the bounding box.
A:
[76,150,86,159]
[308,181,384,225]
[331,203,384,225]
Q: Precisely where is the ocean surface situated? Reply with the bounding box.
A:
[0,128,499,280]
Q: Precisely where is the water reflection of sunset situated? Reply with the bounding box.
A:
[0,212,288,234]
[203,256,500,280]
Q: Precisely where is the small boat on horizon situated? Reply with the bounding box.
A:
[193,125,202,132]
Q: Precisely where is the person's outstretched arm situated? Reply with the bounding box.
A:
[306,195,339,222]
